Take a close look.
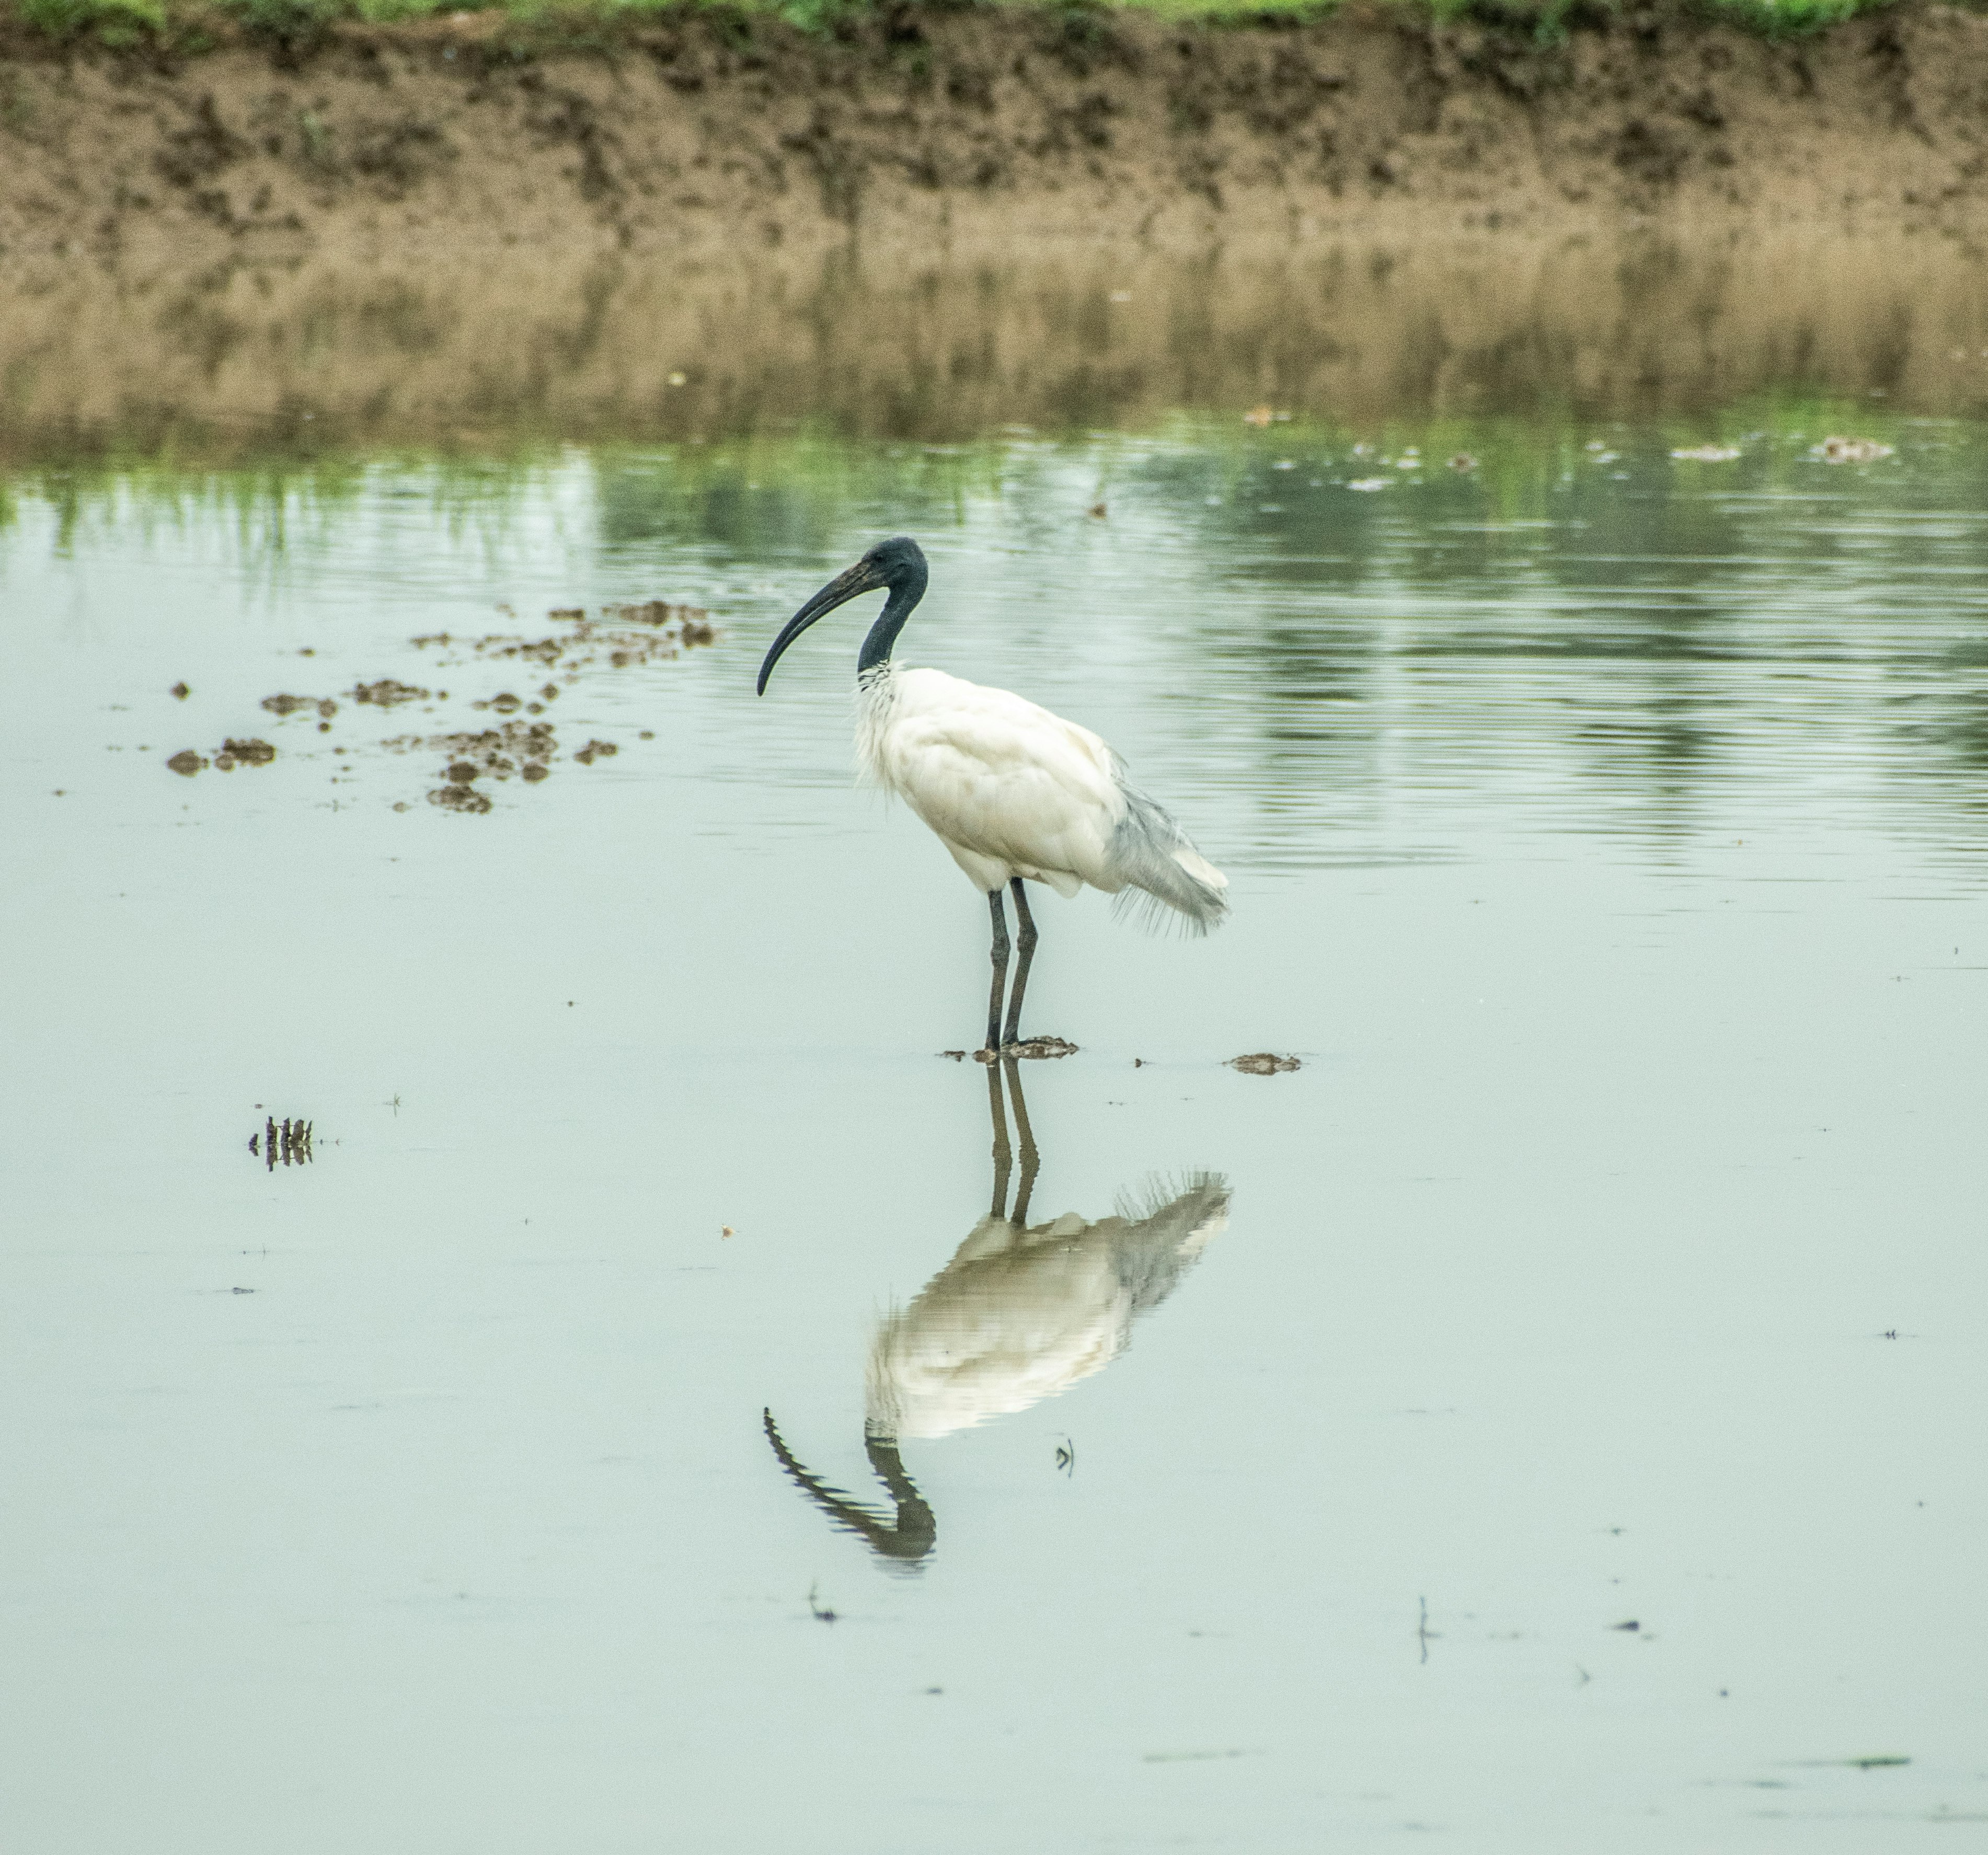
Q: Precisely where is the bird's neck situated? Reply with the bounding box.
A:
[856,562,927,680]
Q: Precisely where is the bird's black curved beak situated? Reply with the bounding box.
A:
[756,560,886,695]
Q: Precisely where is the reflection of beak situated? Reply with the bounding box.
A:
[762,1408,936,1569]
[756,560,884,695]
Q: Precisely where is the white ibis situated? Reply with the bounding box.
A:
[764,1059,1230,1568]
[757,535,1228,1052]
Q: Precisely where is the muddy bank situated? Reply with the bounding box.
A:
[2,2,1988,272]
[2,229,1985,458]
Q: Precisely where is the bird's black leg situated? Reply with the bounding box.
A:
[1001,878,1038,1047]
[984,888,1009,1056]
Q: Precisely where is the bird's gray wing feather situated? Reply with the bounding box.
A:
[1105,771,1231,935]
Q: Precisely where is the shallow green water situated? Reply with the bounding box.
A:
[3,402,1985,1850]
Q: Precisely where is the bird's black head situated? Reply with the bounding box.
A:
[757,536,930,695]
[860,535,926,582]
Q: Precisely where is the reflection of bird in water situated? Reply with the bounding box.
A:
[763,1060,1229,1570]
[755,535,1228,1053]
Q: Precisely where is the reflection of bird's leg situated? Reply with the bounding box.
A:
[761,1409,936,1568]
[984,888,1010,1055]
[1003,1057,1041,1227]
[1001,878,1039,1047]
[987,1053,1013,1219]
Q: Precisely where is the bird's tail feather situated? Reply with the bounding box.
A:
[1106,781,1231,936]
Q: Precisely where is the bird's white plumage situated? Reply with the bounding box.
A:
[856,664,1228,924]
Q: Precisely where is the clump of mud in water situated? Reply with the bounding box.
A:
[1006,1035,1077,1060]
[1229,1052,1301,1074]
[169,600,705,810]
[413,601,715,692]
[943,1036,1079,1062]
[1814,435,1895,463]
[251,1115,313,1169]
[167,738,276,774]
[385,717,557,816]
[350,678,431,707]
[371,600,713,810]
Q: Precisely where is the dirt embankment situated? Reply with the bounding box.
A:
[3,3,1988,267]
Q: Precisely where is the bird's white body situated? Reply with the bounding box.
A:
[856,664,1229,925]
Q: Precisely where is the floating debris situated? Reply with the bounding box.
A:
[429,784,492,814]
[250,1115,313,1170]
[1670,444,1742,462]
[166,750,207,777]
[169,681,190,700]
[262,694,338,720]
[1230,1052,1301,1074]
[572,739,618,766]
[1813,435,1895,463]
[1447,453,1478,471]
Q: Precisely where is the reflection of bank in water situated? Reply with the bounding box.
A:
[8,236,1987,462]
[763,1062,1228,1570]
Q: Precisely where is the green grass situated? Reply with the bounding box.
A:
[0,0,1918,52]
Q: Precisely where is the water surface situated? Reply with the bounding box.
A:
[3,392,1985,1850]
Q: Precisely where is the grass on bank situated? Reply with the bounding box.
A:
[0,0,1916,55]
